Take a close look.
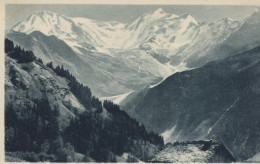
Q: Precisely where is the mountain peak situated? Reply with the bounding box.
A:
[243,8,260,24]
[251,8,260,17]
[141,8,168,20]
[217,17,235,23]
[31,10,58,17]
[28,10,71,21]
[179,14,200,26]
[180,14,194,19]
[154,8,166,14]
[11,10,73,36]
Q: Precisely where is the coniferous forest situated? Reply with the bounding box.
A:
[5,39,164,162]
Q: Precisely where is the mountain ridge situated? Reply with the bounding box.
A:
[10,9,238,51]
[8,8,260,99]
[122,45,260,161]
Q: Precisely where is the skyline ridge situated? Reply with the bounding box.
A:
[6,5,258,29]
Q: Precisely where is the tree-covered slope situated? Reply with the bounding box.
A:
[5,39,163,162]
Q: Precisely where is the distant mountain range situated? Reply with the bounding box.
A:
[8,8,260,97]
[10,9,238,51]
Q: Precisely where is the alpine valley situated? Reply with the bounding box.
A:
[5,7,260,162]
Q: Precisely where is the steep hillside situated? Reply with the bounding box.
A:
[5,39,163,162]
[5,49,85,129]
[122,45,260,160]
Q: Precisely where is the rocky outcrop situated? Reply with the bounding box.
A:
[150,140,235,163]
[5,55,85,129]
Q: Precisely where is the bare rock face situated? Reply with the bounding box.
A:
[150,141,235,163]
[5,55,85,129]
[128,140,162,161]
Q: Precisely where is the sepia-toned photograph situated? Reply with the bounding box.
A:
[3,1,260,163]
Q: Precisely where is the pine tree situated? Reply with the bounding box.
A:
[5,38,14,52]
[46,62,54,69]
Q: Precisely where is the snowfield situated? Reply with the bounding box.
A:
[10,8,260,99]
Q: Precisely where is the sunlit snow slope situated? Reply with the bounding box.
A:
[11,8,256,98]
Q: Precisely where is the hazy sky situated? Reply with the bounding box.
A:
[5,4,258,29]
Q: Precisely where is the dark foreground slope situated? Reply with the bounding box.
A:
[122,45,260,161]
[5,39,163,162]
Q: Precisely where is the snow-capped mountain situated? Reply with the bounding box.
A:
[11,9,189,50]
[220,9,260,52]
[9,8,259,99]
[11,9,240,55]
